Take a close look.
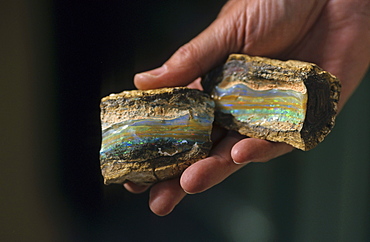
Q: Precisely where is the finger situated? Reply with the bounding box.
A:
[231,138,294,164]
[180,131,245,194]
[123,182,150,194]
[186,77,203,90]
[134,16,240,90]
[149,178,187,216]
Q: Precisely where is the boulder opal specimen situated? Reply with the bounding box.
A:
[100,87,214,185]
[202,54,340,151]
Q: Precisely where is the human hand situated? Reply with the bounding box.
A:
[126,0,370,216]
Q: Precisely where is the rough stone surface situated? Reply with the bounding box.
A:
[100,87,214,185]
[202,54,341,150]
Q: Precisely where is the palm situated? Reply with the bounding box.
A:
[290,1,369,107]
[228,0,369,108]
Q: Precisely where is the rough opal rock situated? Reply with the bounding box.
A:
[100,87,214,185]
[202,54,341,151]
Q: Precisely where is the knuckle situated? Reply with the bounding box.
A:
[173,42,203,75]
[176,43,197,62]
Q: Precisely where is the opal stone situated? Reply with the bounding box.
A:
[202,54,340,150]
[100,87,214,185]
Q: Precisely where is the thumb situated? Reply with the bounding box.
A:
[134,16,239,90]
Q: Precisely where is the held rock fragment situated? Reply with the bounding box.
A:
[100,87,214,185]
[202,54,341,151]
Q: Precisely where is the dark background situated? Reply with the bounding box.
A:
[1,1,369,241]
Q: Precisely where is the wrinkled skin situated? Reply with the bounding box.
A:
[126,0,370,216]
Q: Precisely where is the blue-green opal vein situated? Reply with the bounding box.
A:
[100,114,212,161]
[213,83,307,131]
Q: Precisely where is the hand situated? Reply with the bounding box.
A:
[126,0,370,216]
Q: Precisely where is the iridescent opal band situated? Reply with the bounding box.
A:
[100,114,212,163]
[212,83,307,131]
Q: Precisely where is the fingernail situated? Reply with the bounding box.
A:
[136,65,166,79]
[184,190,196,195]
[233,159,251,165]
